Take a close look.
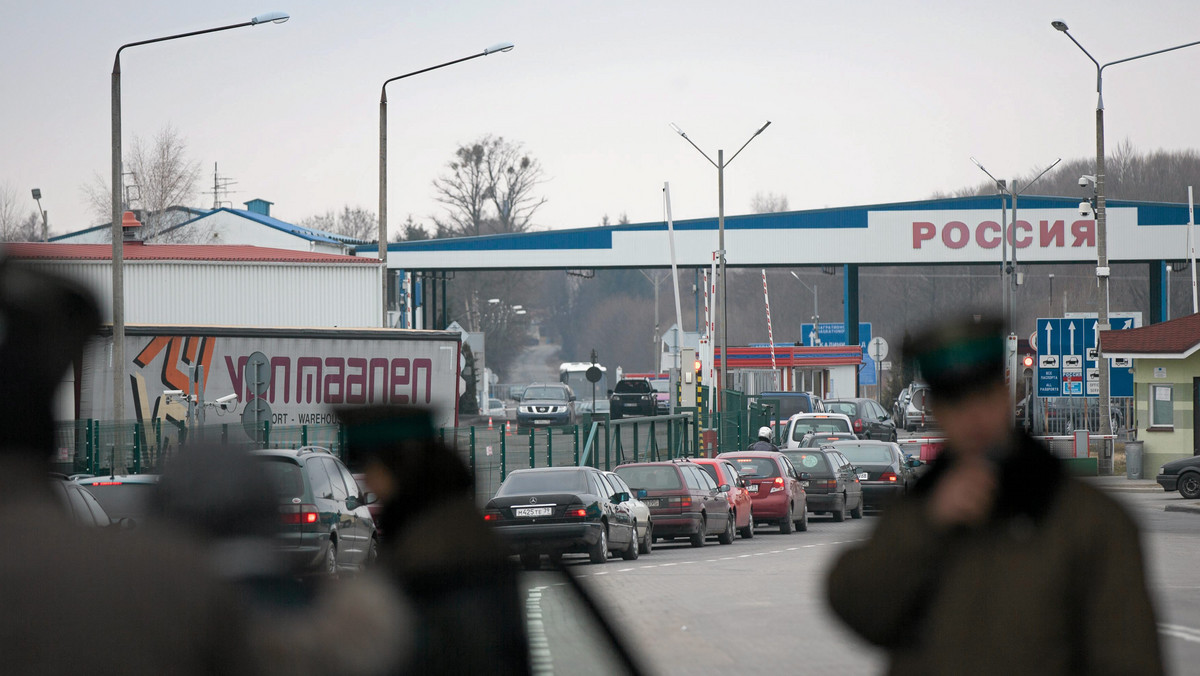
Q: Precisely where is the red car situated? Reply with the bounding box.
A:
[691,458,755,539]
[716,451,808,533]
[615,461,735,547]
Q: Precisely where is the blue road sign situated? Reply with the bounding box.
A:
[1106,317,1134,398]
[1036,316,1136,398]
[1036,318,1061,397]
[800,322,874,386]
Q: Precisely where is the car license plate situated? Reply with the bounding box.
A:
[748,484,759,493]
[514,507,553,517]
[801,481,809,487]
[534,419,551,424]
[643,499,662,508]
[858,472,868,480]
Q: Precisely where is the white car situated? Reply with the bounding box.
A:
[604,471,654,554]
[481,397,508,418]
[782,412,856,449]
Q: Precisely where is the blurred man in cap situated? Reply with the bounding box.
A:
[827,316,1161,675]
[0,260,256,675]
[340,405,530,676]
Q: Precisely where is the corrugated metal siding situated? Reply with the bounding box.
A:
[16,260,380,328]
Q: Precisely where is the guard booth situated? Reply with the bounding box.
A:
[718,345,863,398]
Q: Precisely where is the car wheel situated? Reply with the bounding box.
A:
[621,523,639,560]
[890,430,898,443]
[520,553,541,571]
[779,508,794,534]
[365,537,379,568]
[325,540,339,578]
[639,522,653,554]
[718,512,735,545]
[690,516,707,547]
[589,526,608,564]
[796,503,809,532]
[831,494,846,522]
[739,511,755,539]
[850,496,864,519]
[1180,473,1200,500]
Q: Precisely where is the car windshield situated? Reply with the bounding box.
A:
[826,402,858,417]
[615,466,683,490]
[834,444,896,464]
[791,417,851,439]
[762,394,813,417]
[82,482,156,521]
[649,380,669,393]
[784,451,831,473]
[723,456,780,478]
[523,387,568,401]
[614,380,651,393]
[498,470,588,495]
[256,458,306,500]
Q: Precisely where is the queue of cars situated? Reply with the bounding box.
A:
[484,414,927,567]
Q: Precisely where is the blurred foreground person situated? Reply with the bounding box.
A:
[152,442,410,676]
[827,316,1162,676]
[0,260,253,675]
[341,406,531,676]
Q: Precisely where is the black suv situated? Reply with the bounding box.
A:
[826,398,898,442]
[781,448,864,522]
[253,446,378,576]
[609,379,657,419]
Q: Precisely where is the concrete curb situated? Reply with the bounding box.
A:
[1101,486,1169,493]
[1164,502,1200,515]
[1081,478,1164,493]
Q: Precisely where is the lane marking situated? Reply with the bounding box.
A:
[1160,623,1200,644]
[525,585,553,676]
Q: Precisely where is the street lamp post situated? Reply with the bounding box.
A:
[111,11,289,424]
[970,156,1061,329]
[669,120,771,420]
[789,271,820,342]
[378,43,514,328]
[1052,20,1200,466]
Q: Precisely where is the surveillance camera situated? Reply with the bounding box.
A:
[162,389,184,398]
[1078,176,1089,188]
[1080,201,1093,217]
[214,393,238,411]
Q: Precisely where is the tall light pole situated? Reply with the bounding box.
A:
[111,11,289,424]
[789,271,820,343]
[379,43,514,328]
[1051,20,1200,464]
[970,156,1061,329]
[31,188,48,241]
[669,120,772,415]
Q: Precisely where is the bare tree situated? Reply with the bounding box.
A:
[299,205,377,241]
[395,215,431,242]
[81,123,203,242]
[0,182,43,242]
[432,135,548,237]
[751,191,789,213]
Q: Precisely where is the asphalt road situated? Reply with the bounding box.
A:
[519,490,1200,675]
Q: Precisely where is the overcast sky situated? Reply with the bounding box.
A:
[4,0,1200,237]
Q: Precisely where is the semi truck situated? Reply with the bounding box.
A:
[76,324,463,443]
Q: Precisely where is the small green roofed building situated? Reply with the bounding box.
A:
[1102,312,1200,474]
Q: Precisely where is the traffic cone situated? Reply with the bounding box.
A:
[505,420,512,436]
[488,416,494,431]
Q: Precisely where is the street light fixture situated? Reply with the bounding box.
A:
[110,11,289,424]
[970,156,1061,330]
[1051,19,1200,460]
[31,188,48,241]
[669,120,772,416]
[378,43,515,327]
[789,271,820,343]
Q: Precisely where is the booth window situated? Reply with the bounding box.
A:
[1149,384,1174,429]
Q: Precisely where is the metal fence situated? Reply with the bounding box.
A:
[1024,397,1134,438]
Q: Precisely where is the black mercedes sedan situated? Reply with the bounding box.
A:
[483,466,639,569]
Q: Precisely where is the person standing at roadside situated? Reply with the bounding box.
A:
[826,316,1162,676]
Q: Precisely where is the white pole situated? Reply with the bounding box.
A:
[1189,185,1197,314]
[761,269,778,387]
[664,183,685,374]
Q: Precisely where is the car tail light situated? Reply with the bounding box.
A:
[668,496,692,508]
[483,509,503,522]
[853,418,864,433]
[92,481,123,486]
[880,471,898,482]
[281,504,319,526]
[567,508,588,518]
[818,479,837,489]
[773,477,785,487]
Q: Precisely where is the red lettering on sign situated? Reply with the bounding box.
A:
[1009,220,1032,248]
[297,357,322,404]
[1039,220,1065,247]
[324,357,345,404]
[976,221,1000,249]
[270,356,290,403]
[942,221,969,249]
[345,357,367,404]
[913,222,936,249]
[368,358,389,403]
[1071,220,1095,247]
[391,359,410,403]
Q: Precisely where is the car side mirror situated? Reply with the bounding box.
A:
[717,483,730,493]
[799,472,812,481]
[612,492,629,504]
[735,477,746,488]
[636,489,648,499]
[345,496,360,510]
[363,492,378,505]
[907,459,922,468]
[570,395,577,402]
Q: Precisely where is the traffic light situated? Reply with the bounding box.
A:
[1022,354,1034,377]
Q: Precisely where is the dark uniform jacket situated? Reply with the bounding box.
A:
[827,432,1163,676]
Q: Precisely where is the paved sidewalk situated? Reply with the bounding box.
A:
[1082,476,1165,493]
